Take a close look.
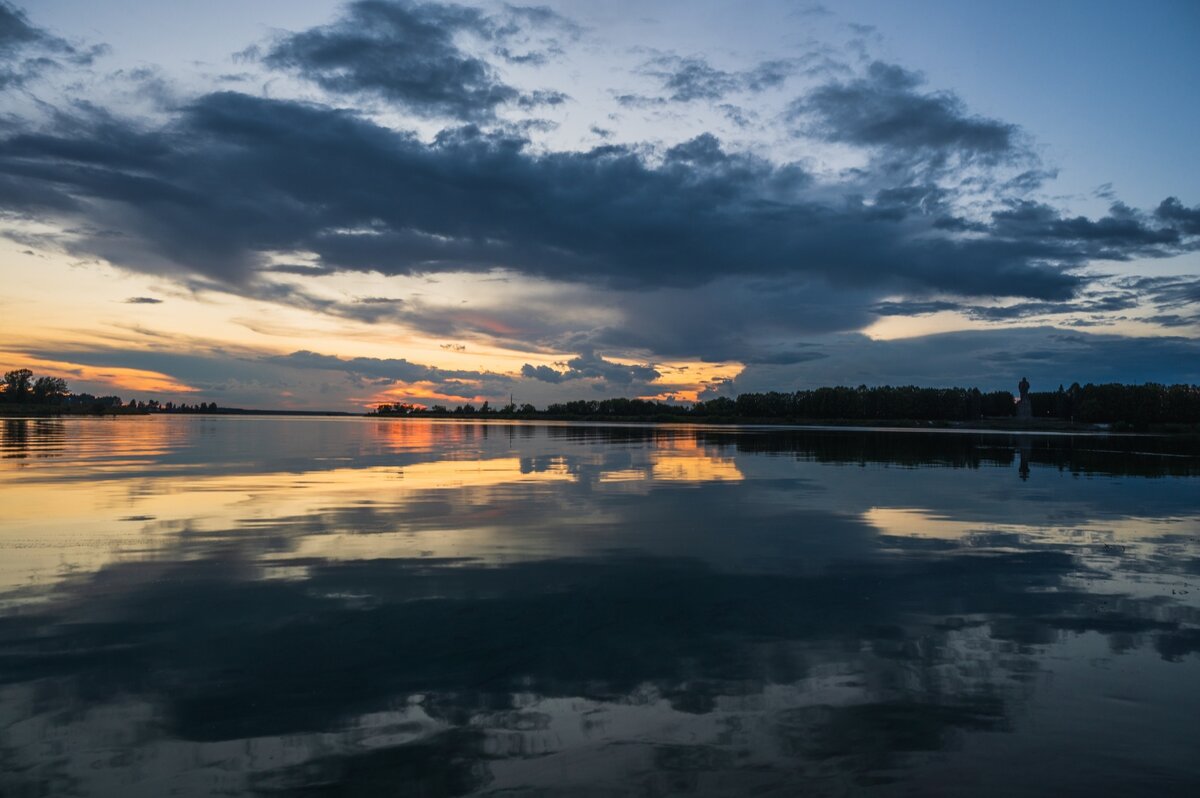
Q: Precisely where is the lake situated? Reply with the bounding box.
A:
[1,416,1198,796]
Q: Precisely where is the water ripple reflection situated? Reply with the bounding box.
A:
[0,418,1198,796]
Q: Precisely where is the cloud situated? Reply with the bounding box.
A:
[4,87,1199,370]
[1155,197,1200,236]
[492,3,583,64]
[795,61,1020,166]
[265,349,498,385]
[521,349,659,385]
[1116,275,1200,311]
[354,295,403,304]
[124,296,163,304]
[519,362,565,383]
[8,91,1184,306]
[613,92,667,109]
[641,55,795,102]
[989,200,1181,255]
[0,1,105,89]
[259,263,337,277]
[259,0,573,121]
[871,289,1145,324]
[3,16,1199,378]
[515,88,569,108]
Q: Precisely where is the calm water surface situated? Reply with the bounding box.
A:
[1,417,1198,796]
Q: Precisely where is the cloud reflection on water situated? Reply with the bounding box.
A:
[0,418,1198,796]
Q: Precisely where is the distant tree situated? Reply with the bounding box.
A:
[31,376,68,404]
[3,369,33,402]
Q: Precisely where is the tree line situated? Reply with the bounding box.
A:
[1,369,69,404]
[1,369,219,413]
[7,367,1199,426]
[1025,382,1200,425]
[376,382,1200,427]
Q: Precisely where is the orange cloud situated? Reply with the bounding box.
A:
[358,381,490,409]
[0,351,198,395]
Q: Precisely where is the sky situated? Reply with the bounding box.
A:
[1,0,1198,410]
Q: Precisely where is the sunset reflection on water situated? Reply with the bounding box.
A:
[1,417,1198,796]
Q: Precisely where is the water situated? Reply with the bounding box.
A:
[1,416,1198,796]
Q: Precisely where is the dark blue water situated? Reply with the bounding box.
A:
[1,417,1198,796]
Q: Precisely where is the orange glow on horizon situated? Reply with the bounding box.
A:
[360,382,490,408]
[0,351,199,396]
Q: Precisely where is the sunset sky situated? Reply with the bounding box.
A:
[2,0,1198,410]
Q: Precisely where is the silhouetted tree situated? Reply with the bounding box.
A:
[31,376,68,404]
[2,369,33,402]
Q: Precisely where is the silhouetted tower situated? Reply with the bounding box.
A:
[1016,376,1032,419]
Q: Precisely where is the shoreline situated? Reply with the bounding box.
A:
[362,414,1199,436]
[5,408,1197,437]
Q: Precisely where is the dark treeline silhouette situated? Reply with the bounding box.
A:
[1,367,359,416]
[375,383,1200,429]
[2,369,69,405]
[1026,383,1200,425]
[1,368,221,414]
[6,367,1200,427]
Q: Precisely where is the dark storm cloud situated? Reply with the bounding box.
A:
[8,92,1195,305]
[521,349,659,385]
[795,61,1019,165]
[259,0,572,121]
[642,55,795,102]
[0,1,105,89]
[3,58,1200,368]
